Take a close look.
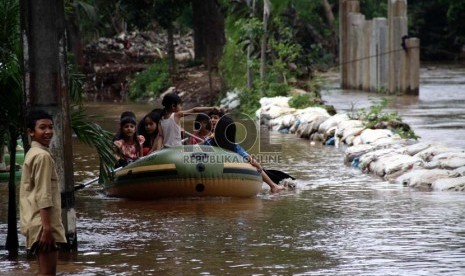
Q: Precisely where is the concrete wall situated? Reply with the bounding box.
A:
[339,0,420,95]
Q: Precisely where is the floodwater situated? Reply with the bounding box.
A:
[1,64,465,275]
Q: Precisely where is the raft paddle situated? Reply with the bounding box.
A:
[263,169,295,183]
[74,149,160,191]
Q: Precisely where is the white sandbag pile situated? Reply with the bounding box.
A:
[258,97,465,192]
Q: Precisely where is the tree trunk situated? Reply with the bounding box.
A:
[247,0,256,89]
[322,0,334,26]
[260,0,271,89]
[191,0,206,61]
[322,0,338,60]
[191,0,225,67]
[5,131,18,252]
[65,7,84,70]
[20,0,77,251]
[167,24,177,76]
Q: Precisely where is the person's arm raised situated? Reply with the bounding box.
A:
[178,106,222,118]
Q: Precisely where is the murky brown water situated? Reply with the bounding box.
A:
[2,65,465,275]
[322,64,465,149]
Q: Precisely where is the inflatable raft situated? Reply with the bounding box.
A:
[104,145,263,199]
[0,151,24,182]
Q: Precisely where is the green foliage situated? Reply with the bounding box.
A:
[68,59,85,105]
[263,82,289,97]
[220,12,303,113]
[0,0,22,136]
[70,107,117,179]
[288,93,320,109]
[289,94,312,109]
[238,88,261,116]
[66,0,121,42]
[218,16,249,90]
[359,0,388,19]
[352,99,419,140]
[128,60,171,100]
[408,0,465,60]
[268,17,302,83]
[120,0,189,31]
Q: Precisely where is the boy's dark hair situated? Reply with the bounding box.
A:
[212,115,236,152]
[194,113,210,131]
[161,93,182,109]
[26,110,53,130]
[207,109,225,118]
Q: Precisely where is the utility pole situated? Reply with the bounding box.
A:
[19,0,77,250]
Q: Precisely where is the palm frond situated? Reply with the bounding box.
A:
[0,0,20,51]
[68,62,85,104]
[71,107,117,179]
[75,1,99,22]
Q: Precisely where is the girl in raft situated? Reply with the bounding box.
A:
[206,115,285,193]
[113,114,145,167]
[138,109,162,155]
[158,93,221,148]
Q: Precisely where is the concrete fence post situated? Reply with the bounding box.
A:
[339,0,418,95]
[406,38,420,95]
[339,0,360,89]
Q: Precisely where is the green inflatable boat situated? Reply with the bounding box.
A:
[0,151,24,182]
[104,145,263,199]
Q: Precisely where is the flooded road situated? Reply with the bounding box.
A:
[321,64,465,149]
[1,65,465,275]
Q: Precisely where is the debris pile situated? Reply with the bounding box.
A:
[83,31,194,101]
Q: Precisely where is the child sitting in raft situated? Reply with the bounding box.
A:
[206,115,285,193]
[188,113,212,144]
[158,93,221,149]
[113,114,145,167]
[112,111,136,142]
[206,109,225,139]
[138,109,162,155]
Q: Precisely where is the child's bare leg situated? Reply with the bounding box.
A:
[37,250,58,275]
[261,170,285,193]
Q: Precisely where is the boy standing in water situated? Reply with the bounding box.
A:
[20,110,67,275]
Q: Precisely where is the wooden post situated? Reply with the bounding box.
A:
[20,0,77,250]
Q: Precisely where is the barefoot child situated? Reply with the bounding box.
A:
[20,110,67,275]
[207,115,285,193]
[158,93,220,148]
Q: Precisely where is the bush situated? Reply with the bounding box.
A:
[128,60,171,101]
[352,99,419,140]
[238,88,261,116]
[289,94,312,109]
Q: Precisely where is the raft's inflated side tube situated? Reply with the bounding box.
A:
[0,151,25,182]
[104,145,262,199]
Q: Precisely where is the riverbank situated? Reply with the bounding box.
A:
[255,65,465,192]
